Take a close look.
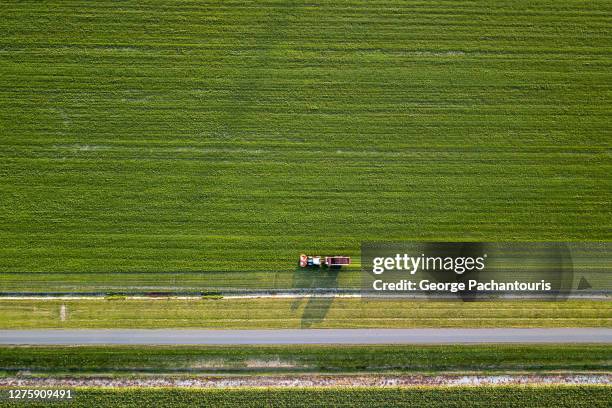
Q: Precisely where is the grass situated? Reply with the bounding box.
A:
[0,0,610,292]
[1,386,610,407]
[0,299,609,329]
[0,344,609,375]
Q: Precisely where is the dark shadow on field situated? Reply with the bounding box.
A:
[423,242,574,301]
[290,267,339,328]
[423,242,487,302]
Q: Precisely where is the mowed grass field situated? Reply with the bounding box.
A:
[1,1,611,291]
[1,387,610,408]
[0,299,609,328]
[1,344,609,375]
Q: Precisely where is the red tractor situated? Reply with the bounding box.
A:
[299,254,351,268]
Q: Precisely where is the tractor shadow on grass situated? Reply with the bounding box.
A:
[290,267,339,328]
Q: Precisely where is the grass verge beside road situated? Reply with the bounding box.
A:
[0,345,610,376]
[0,299,609,329]
[0,298,612,329]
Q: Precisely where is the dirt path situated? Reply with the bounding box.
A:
[1,375,609,388]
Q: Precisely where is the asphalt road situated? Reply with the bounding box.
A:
[0,328,610,345]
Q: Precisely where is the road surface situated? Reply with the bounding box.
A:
[0,328,610,345]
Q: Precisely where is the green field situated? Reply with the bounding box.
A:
[1,386,610,407]
[0,299,609,328]
[1,344,609,375]
[1,0,610,292]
